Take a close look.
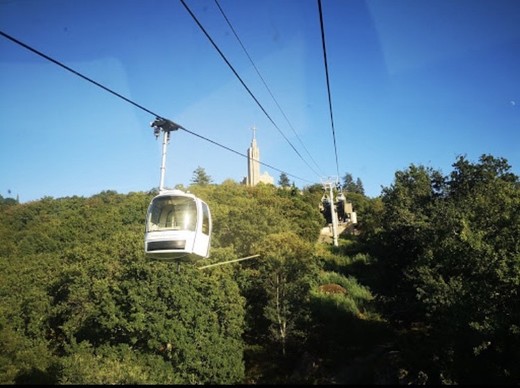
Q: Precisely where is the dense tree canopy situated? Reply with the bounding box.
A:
[0,191,245,384]
[1,154,518,384]
[0,181,327,384]
[371,155,520,384]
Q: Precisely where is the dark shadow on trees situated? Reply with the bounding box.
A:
[308,296,398,384]
[14,364,60,385]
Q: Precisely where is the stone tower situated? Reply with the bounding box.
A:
[247,126,260,186]
[246,126,273,186]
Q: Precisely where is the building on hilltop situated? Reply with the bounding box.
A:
[244,126,274,186]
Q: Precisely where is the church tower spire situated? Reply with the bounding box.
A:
[247,126,260,186]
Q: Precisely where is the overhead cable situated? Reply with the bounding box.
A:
[180,0,321,179]
[317,0,341,179]
[0,31,159,118]
[0,30,312,184]
[214,0,324,176]
[181,126,311,183]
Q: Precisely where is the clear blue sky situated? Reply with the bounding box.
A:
[1,0,519,202]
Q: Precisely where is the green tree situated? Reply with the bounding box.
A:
[0,194,18,206]
[355,177,365,195]
[191,166,212,186]
[0,190,246,384]
[372,154,520,384]
[278,173,290,188]
[342,173,364,194]
[411,155,519,384]
[251,232,317,357]
[194,182,321,256]
[47,243,246,384]
[372,164,442,320]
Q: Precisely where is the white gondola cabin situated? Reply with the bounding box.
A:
[144,189,212,261]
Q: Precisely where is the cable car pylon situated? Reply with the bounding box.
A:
[319,177,358,246]
[321,178,340,246]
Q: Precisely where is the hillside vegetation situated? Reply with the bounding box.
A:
[0,154,518,384]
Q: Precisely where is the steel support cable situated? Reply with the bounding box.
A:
[214,0,324,176]
[181,127,312,183]
[180,0,321,179]
[0,30,312,184]
[317,0,341,179]
[0,31,160,118]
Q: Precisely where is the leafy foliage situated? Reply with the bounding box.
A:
[1,154,518,384]
[278,172,291,188]
[188,181,323,257]
[191,166,213,186]
[252,232,318,356]
[371,155,520,384]
[0,191,245,384]
[343,172,365,195]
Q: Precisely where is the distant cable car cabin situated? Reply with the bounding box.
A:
[145,189,212,261]
[335,192,347,223]
[319,193,332,224]
[319,187,357,226]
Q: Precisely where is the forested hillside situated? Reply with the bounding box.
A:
[1,154,518,384]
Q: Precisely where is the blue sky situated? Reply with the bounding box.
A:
[1,0,519,202]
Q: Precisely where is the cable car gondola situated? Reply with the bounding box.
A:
[144,117,212,262]
[144,189,212,261]
[335,192,347,223]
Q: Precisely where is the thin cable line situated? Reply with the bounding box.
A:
[181,127,312,183]
[214,0,324,176]
[317,0,340,179]
[0,31,161,119]
[0,29,312,184]
[180,0,321,178]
